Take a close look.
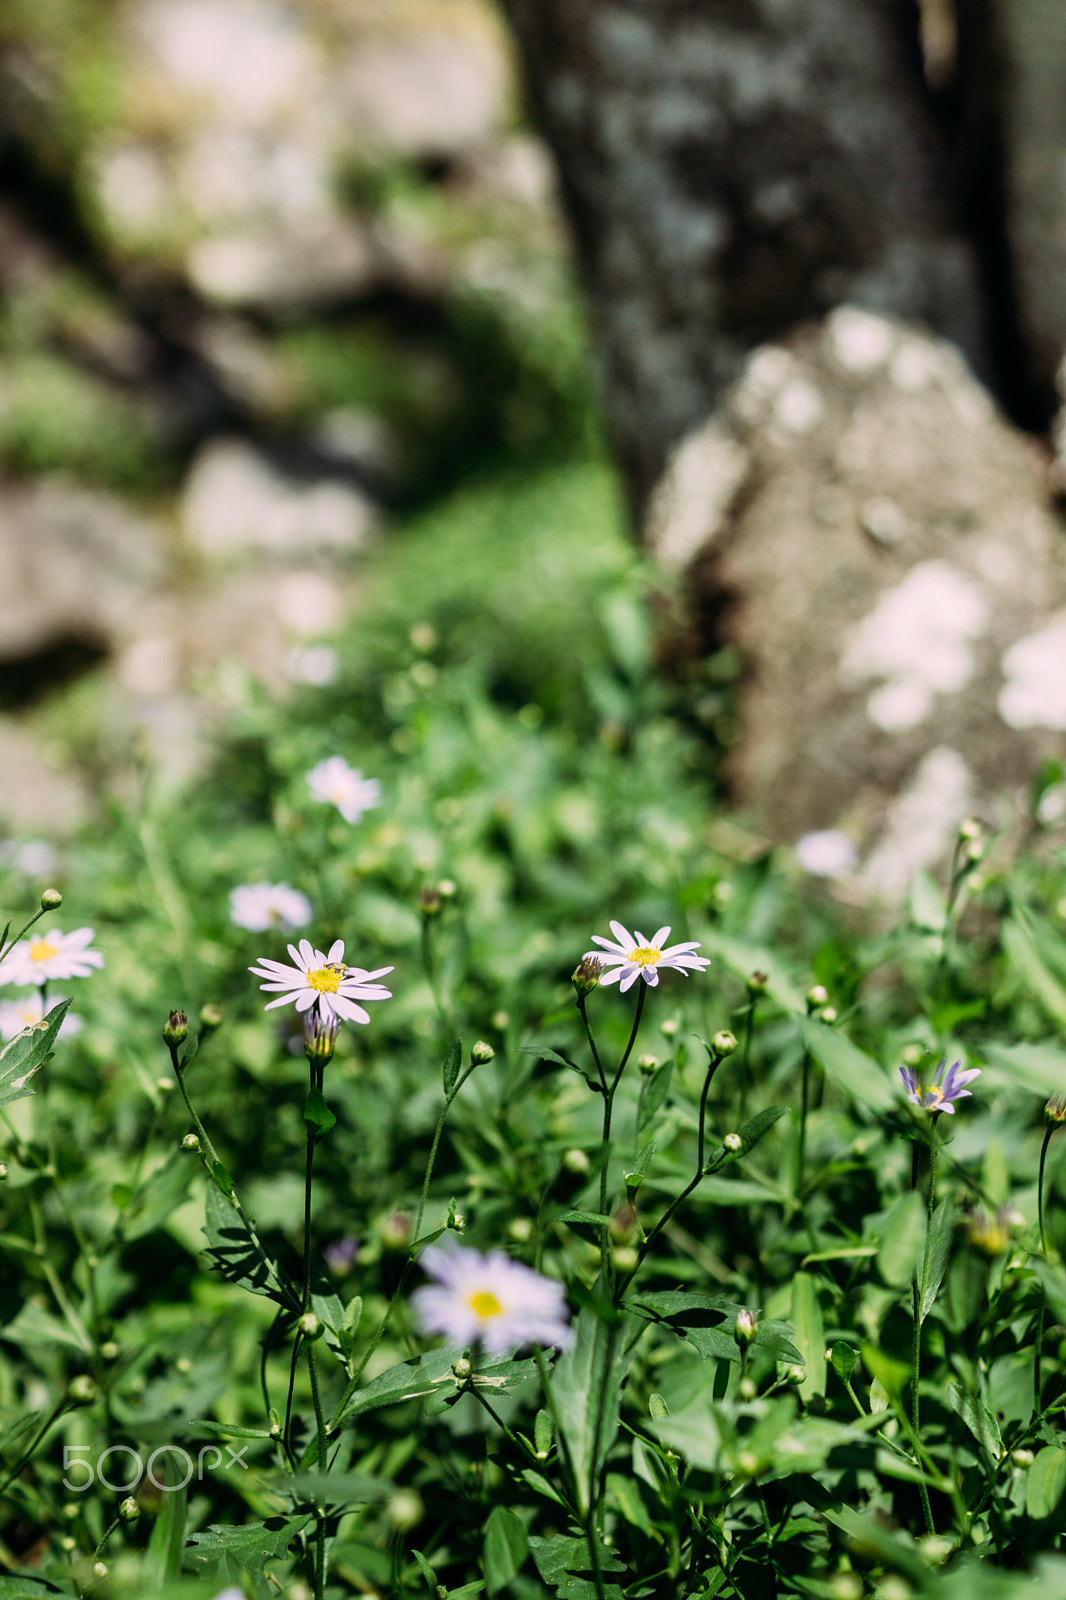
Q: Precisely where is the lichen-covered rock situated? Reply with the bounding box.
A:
[647,308,1066,900]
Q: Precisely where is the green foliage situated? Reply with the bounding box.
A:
[5,461,1066,1599]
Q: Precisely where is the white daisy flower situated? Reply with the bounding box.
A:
[229,882,313,933]
[306,757,381,824]
[0,928,104,987]
[0,992,82,1041]
[585,921,709,993]
[249,938,393,1024]
[412,1244,574,1355]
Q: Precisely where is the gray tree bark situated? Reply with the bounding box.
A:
[499,0,990,505]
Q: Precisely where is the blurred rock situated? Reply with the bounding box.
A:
[187,220,378,311]
[181,437,377,555]
[0,720,91,834]
[647,308,1066,900]
[338,21,509,158]
[0,481,168,664]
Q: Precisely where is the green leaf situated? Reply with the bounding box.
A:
[303,1085,336,1136]
[283,1472,390,1507]
[202,1185,297,1311]
[919,1196,955,1322]
[909,869,947,935]
[528,1535,625,1600]
[121,1156,194,1242]
[442,1038,462,1095]
[876,1191,927,1289]
[605,1472,654,1539]
[861,1343,909,1400]
[186,1516,310,1572]
[0,1578,70,1597]
[333,1346,461,1426]
[2,1300,91,1355]
[550,1304,634,1514]
[412,1549,437,1592]
[650,1392,721,1471]
[552,1209,611,1228]
[1028,1447,1066,1519]
[698,931,806,1012]
[629,1290,802,1365]
[946,1382,1002,1461]
[534,1409,552,1457]
[0,999,72,1108]
[789,1273,825,1399]
[705,1105,788,1172]
[210,1160,235,1199]
[981,1040,1066,1102]
[830,1343,859,1384]
[189,1420,272,1440]
[798,1017,894,1112]
[520,1468,567,1506]
[821,1507,928,1584]
[803,1246,878,1266]
[484,1505,529,1595]
[143,1456,188,1585]
[1003,917,1066,1029]
[518,1043,600,1091]
[637,1060,672,1134]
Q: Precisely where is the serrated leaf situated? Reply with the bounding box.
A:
[0,999,72,1107]
[528,1534,625,1600]
[1027,1447,1066,1519]
[442,1038,462,1095]
[303,1085,336,1135]
[484,1505,529,1595]
[798,1017,894,1112]
[919,1196,955,1322]
[550,1304,634,1515]
[202,1185,297,1310]
[186,1516,310,1572]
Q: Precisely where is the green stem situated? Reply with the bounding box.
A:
[621,1043,724,1293]
[911,1136,937,1535]
[0,1398,69,1497]
[1035,1124,1055,1413]
[797,1049,810,1195]
[597,984,646,1265]
[1039,1125,1054,1258]
[307,1340,329,1600]
[0,902,51,965]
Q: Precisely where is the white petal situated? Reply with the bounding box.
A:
[608,921,635,949]
[650,927,671,949]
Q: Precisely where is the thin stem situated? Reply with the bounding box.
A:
[0,903,50,965]
[597,984,646,1266]
[0,1398,69,1496]
[306,1340,328,1600]
[797,1050,811,1195]
[576,995,608,1096]
[420,916,447,1028]
[413,1061,478,1246]
[621,1045,724,1293]
[1039,1125,1054,1258]
[1035,1123,1056,1414]
[911,1135,937,1535]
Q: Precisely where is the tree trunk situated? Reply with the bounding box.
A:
[499,0,989,506]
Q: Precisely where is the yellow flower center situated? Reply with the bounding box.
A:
[468,1290,503,1319]
[307,964,344,994]
[627,946,661,968]
[917,1085,944,1109]
[29,939,59,963]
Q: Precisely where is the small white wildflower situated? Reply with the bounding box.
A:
[229,882,312,933]
[794,830,857,879]
[249,938,392,1025]
[306,757,381,823]
[585,921,710,994]
[0,992,82,1041]
[413,1243,574,1355]
[285,645,339,686]
[0,928,103,987]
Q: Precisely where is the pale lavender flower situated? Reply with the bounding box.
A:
[324,1236,358,1274]
[585,921,710,993]
[899,1057,980,1115]
[0,928,103,987]
[250,938,392,1025]
[413,1243,574,1355]
[306,757,381,824]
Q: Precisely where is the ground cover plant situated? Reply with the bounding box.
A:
[5,475,1066,1600]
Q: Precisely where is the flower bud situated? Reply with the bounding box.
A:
[609,1204,638,1245]
[659,1017,679,1038]
[386,1489,423,1530]
[199,1003,223,1033]
[734,1309,758,1346]
[965,1206,1011,1257]
[60,1536,76,1552]
[959,817,982,841]
[119,1497,139,1522]
[0,1162,7,1180]
[452,1356,473,1382]
[819,1006,838,1025]
[470,1040,495,1065]
[100,1340,119,1362]
[297,1312,322,1340]
[638,1053,659,1074]
[736,1449,759,1476]
[611,1244,639,1273]
[738,1376,757,1401]
[304,1010,339,1064]
[380,1210,412,1250]
[747,970,768,996]
[964,838,984,864]
[92,1562,108,1580]
[156,1076,174,1092]
[181,1133,200,1152]
[806,985,828,1011]
[622,1170,644,1191]
[40,888,62,911]
[1013,1448,1035,1468]
[68,1374,97,1405]
[786,1363,805,1384]
[438,879,457,899]
[713,1030,738,1056]
[572,956,603,996]
[724,1132,743,1152]
[417,886,443,918]
[163,1010,188,1046]
[508,1217,533,1242]
[562,1148,590,1175]
[1047,1094,1066,1125]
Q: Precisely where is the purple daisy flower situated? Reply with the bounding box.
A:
[899,1057,980,1115]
